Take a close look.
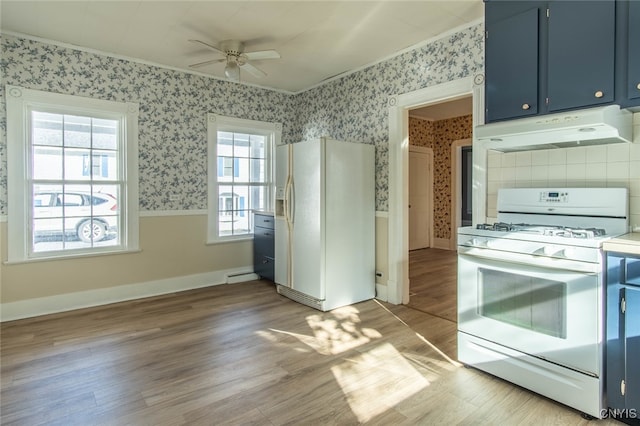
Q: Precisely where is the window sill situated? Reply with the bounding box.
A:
[206,235,254,245]
[4,247,142,265]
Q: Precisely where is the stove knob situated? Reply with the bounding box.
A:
[468,238,487,247]
[560,248,576,259]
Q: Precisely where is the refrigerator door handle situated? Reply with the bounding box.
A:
[288,180,295,224]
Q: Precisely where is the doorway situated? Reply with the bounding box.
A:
[406,99,472,315]
[386,76,483,305]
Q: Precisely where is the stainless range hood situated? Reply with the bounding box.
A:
[475,105,633,152]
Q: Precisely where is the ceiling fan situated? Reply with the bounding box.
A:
[188,39,280,81]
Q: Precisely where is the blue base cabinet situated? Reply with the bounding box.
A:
[253,212,275,282]
[606,252,640,424]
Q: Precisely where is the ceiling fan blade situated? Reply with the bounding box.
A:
[240,62,267,78]
[189,58,226,69]
[189,39,225,56]
[244,50,281,61]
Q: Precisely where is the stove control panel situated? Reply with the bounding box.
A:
[539,191,569,203]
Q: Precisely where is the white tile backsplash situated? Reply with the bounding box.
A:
[566,147,586,164]
[531,150,550,166]
[516,152,532,166]
[607,162,630,180]
[548,164,567,180]
[586,145,608,163]
[607,144,631,163]
[566,163,586,180]
[548,150,567,165]
[501,152,516,167]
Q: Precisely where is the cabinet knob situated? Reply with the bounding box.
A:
[522,103,530,110]
[594,90,604,98]
[636,83,640,90]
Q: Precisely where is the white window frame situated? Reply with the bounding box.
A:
[5,85,139,262]
[207,114,280,244]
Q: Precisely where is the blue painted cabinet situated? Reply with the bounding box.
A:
[626,0,640,104]
[484,0,619,122]
[253,212,275,281]
[485,3,541,122]
[606,253,640,423]
[547,1,616,111]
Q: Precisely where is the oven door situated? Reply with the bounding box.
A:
[458,247,602,376]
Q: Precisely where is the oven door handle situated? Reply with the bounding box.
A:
[457,246,600,274]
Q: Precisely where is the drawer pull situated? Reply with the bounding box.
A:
[263,232,271,236]
[594,90,604,98]
[522,103,530,110]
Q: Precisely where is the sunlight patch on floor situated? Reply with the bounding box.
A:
[331,342,430,423]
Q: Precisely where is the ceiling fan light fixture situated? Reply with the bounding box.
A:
[224,59,240,81]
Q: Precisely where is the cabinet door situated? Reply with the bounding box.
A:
[485,4,540,122]
[606,254,626,410]
[625,286,640,411]
[547,0,615,112]
[628,0,640,102]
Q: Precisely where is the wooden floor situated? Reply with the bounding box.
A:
[1,280,619,425]
[408,248,458,322]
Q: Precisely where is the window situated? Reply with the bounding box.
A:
[5,85,139,261]
[207,114,280,242]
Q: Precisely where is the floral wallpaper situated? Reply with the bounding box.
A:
[0,34,294,213]
[0,24,483,215]
[409,115,473,239]
[292,24,484,210]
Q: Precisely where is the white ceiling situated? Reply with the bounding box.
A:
[0,1,483,93]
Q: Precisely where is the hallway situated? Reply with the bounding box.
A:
[407,248,458,323]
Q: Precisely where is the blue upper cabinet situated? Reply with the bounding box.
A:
[626,0,640,103]
[485,1,544,122]
[485,5,540,122]
[547,1,615,112]
[484,0,632,123]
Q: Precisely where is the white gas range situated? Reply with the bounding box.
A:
[457,187,629,419]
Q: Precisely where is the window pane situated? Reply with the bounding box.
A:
[63,115,91,148]
[64,148,91,180]
[91,150,117,181]
[250,186,268,211]
[33,146,63,180]
[236,157,249,181]
[250,159,265,183]
[218,156,233,182]
[217,133,233,157]
[32,112,62,147]
[250,135,265,158]
[92,118,118,150]
[233,133,250,158]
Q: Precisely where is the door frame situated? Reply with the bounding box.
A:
[451,138,473,250]
[387,76,485,304]
[408,146,434,251]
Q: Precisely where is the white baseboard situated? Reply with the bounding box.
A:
[1,266,256,322]
[433,238,454,250]
[375,283,388,302]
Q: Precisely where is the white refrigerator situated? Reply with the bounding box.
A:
[274,137,375,311]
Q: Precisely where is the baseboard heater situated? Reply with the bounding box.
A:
[276,285,324,311]
[225,272,259,284]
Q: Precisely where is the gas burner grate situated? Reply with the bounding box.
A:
[476,222,516,232]
[475,223,608,239]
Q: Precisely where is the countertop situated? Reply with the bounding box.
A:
[603,233,640,256]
